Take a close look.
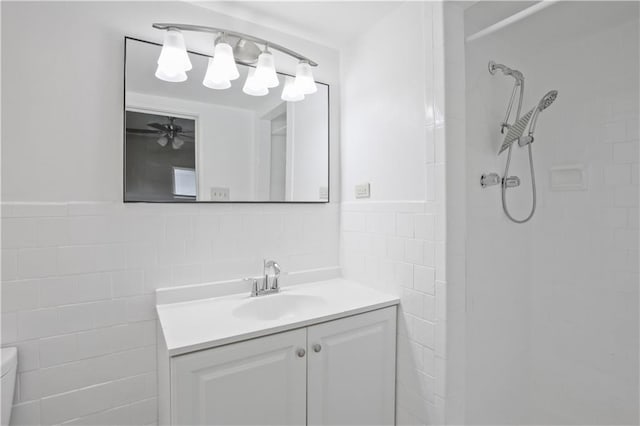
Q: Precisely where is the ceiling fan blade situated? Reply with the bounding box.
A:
[126,128,163,134]
[147,123,168,131]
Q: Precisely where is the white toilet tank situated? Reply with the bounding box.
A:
[1,347,17,426]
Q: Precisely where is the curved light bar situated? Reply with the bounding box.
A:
[152,23,318,67]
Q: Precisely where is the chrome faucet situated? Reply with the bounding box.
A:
[263,259,281,292]
[245,259,281,297]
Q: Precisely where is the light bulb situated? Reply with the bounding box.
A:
[254,51,279,88]
[281,76,304,102]
[203,58,231,89]
[155,64,187,83]
[156,29,192,73]
[243,67,268,96]
[294,61,317,95]
[209,42,240,82]
[157,136,168,147]
[172,137,184,150]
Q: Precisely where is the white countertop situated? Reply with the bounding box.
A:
[156,278,399,356]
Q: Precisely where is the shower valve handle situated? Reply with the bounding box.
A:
[503,176,521,188]
[480,173,501,188]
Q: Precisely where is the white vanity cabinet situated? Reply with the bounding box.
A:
[171,328,307,425]
[307,307,396,425]
[164,307,397,426]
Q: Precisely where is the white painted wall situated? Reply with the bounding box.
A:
[442,4,467,424]
[340,2,448,424]
[340,2,428,202]
[290,89,329,201]
[1,1,340,202]
[1,2,340,425]
[459,2,639,424]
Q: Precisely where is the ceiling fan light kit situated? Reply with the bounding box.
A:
[152,23,318,102]
[126,116,194,150]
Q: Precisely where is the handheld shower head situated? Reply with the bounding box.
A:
[498,90,559,154]
[529,90,558,135]
[537,90,558,111]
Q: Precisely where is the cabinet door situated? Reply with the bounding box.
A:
[307,307,397,426]
[171,328,307,426]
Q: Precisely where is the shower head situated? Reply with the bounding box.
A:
[537,90,558,111]
[528,90,558,135]
[498,108,534,154]
[498,90,558,154]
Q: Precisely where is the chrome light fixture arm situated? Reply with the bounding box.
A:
[152,23,318,66]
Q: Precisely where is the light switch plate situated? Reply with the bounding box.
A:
[210,187,230,201]
[355,182,370,199]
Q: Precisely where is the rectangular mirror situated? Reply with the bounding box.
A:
[124,37,329,203]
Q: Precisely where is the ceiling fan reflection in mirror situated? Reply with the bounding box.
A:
[126,116,194,150]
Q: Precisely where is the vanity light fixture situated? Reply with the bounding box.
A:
[155,28,192,82]
[243,67,269,96]
[153,23,318,101]
[281,76,304,102]
[209,38,240,82]
[294,60,317,95]
[254,46,279,88]
[202,57,232,90]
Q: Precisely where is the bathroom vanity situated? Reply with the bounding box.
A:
[156,278,399,425]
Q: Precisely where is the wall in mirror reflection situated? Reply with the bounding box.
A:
[124,38,329,203]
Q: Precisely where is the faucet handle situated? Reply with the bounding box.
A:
[243,277,258,297]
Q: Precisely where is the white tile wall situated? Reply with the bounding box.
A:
[2,1,343,424]
[458,2,639,425]
[2,202,339,425]
[340,3,448,424]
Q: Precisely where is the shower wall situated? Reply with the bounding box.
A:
[462,2,639,424]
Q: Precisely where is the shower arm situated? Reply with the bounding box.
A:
[501,82,522,133]
[489,61,524,132]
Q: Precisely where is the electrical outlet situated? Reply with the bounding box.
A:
[355,183,370,199]
[319,186,329,201]
[210,187,230,201]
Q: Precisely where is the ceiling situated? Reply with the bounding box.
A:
[190,1,403,48]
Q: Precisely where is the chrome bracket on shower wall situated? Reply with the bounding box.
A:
[480,173,521,189]
[480,173,501,188]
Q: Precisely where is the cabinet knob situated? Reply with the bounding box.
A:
[312,344,322,353]
[297,348,306,357]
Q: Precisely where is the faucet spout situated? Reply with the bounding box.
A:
[264,259,281,291]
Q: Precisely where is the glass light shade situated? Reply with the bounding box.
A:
[157,29,192,72]
[157,136,169,147]
[203,58,231,89]
[211,42,240,81]
[242,67,268,96]
[281,76,304,102]
[172,137,184,150]
[254,51,279,88]
[294,61,317,95]
[155,64,187,83]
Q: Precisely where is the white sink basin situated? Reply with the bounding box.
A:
[156,278,400,355]
[232,293,327,321]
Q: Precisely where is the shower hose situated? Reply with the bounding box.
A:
[502,141,537,223]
